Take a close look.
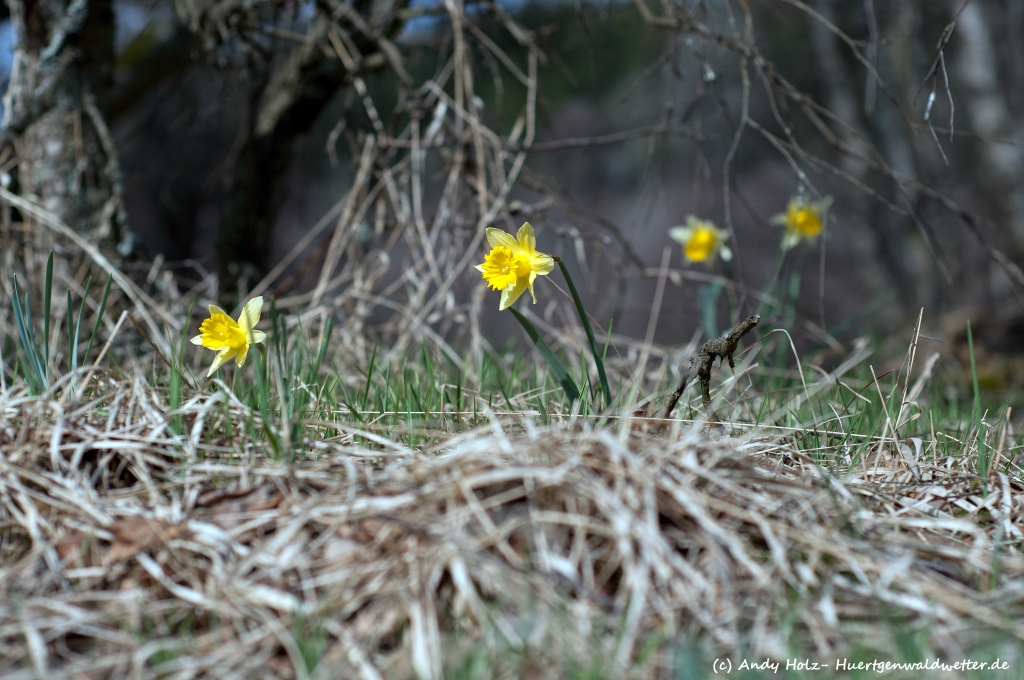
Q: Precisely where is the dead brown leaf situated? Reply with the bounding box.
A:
[102,518,186,566]
[198,485,284,530]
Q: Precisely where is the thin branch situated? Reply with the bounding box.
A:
[662,314,760,419]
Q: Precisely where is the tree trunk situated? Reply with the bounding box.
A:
[216,17,350,280]
[4,0,127,254]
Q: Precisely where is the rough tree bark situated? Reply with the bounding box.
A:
[3,0,127,253]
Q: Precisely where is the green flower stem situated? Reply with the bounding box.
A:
[508,306,580,404]
[554,257,611,407]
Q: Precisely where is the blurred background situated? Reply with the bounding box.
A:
[2,0,1024,377]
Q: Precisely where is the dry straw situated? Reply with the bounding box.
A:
[1,366,1023,677]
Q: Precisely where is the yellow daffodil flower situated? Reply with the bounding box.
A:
[770,195,833,249]
[190,296,267,376]
[668,216,733,264]
[475,222,555,310]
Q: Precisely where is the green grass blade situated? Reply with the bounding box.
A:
[602,318,613,364]
[363,343,378,406]
[83,274,113,366]
[43,250,53,377]
[966,320,990,480]
[508,306,580,404]
[169,362,182,434]
[556,259,610,407]
[314,318,334,378]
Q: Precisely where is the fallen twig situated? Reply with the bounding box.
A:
[662,314,760,419]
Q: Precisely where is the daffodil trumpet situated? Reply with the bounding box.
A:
[668,217,732,265]
[770,195,832,250]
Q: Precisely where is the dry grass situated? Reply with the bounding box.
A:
[2,365,1024,678]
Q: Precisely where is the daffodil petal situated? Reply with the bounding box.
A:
[526,271,538,303]
[238,296,264,335]
[190,335,203,345]
[207,347,236,377]
[812,196,834,212]
[485,227,521,252]
[251,330,267,344]
[532,253,554,275]
[499,278,530,310]
[668,226,693,244]
[720,245,733,262]
[209,304,230,318]
[235,345,249,367]
[517,222,536,252]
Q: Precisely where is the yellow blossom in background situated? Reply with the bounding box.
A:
[668,216,732,264]
[475,222,555,310]
[771,194,833,249]
[190,297,267,376]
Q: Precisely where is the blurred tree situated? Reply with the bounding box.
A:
[3,0,126,253]
[173,0,410,283]
[2,0,409,283]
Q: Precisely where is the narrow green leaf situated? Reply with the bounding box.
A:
[43,250,53,377]
[508,306,580,404]
[556,259,610,407]
[250,346,281,458]
[11,275,46,391]
[967,320,980,421]
[72,276,94,372]
[67,289,75,372]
